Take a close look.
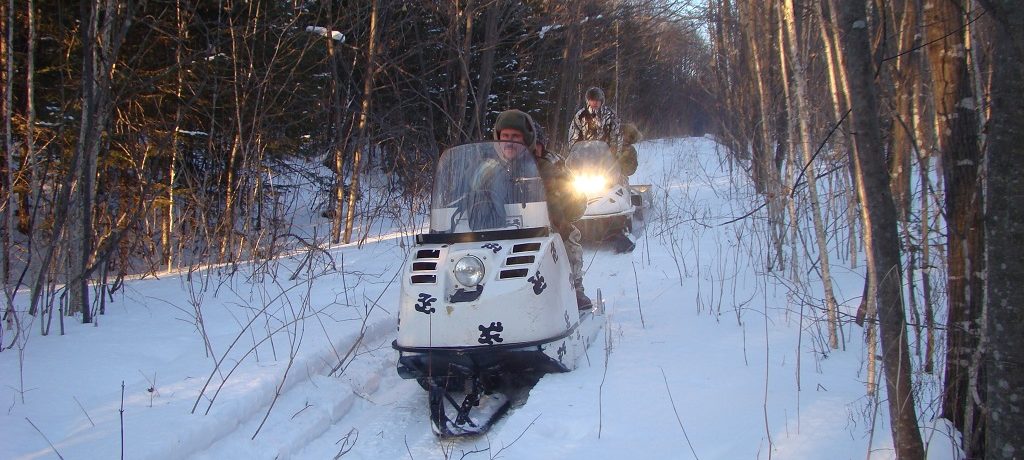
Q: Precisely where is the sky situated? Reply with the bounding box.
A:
[0,136,961,460]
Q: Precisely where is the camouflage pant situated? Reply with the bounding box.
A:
[563,225,585,291]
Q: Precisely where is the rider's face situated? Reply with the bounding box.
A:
[587,99,602,112]
[498,129,525,160]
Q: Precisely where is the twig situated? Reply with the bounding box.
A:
[138,370,159,407]
[333,427,358,459]
[291,402,313,420]
[120,381,126,460]
[762,307,773,457]
[73,396,96,427]
[26,417,65,460]
[598,318,611,438]
[718,201,767,227]
[330,267,401,376]
[631,261,646,328]
[489,413,543,459]
[660,368,700,460]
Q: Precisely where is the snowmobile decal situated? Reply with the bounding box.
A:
[482,243,502,253]
[557,342,567,364]
[450,285,483,303]
[528,271,547,294]
[552,245,559,263]
[415,293,438,314]
[478,322,504,345]
[564,311,571,329]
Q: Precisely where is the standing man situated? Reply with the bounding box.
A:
[567,87,622,153]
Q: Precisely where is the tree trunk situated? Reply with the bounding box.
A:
[343,0,379,244]
[551,2,582,149]
[166,0,187,270]
[738,0,785,271]
[221,7,246,262]
[886,0,918,221]
[980,2,1024,458]
[1,0,11,288]
[71,0,104,322]
[327,0,346,245]
[1,0,16,334]
[832,1,925,457]
[924,1,986,454]
[774,4,801,285]
[450,0,474,143]
[782,0,839,349]
[469,3,501,139]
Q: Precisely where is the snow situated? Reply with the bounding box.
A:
[0,137,959,459]
[305,26,345,42]
[539,24,563,39]
[175,128,208,137]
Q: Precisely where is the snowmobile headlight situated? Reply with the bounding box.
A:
[454,256,486,286]
[573,174,608,195]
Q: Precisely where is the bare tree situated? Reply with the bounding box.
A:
[1,0,14,335]
[978,1,1024,458]
[66,0,133,322]
[830,0,925,456]
[924,1,986,454]
[343,0,379,244]
[781,0,839,349]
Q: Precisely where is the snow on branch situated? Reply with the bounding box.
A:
[305,26,345,42]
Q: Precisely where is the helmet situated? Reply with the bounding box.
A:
[493,109,536,149]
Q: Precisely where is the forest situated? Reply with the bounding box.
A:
[1,0,1021,459]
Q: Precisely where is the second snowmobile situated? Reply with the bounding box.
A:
[566,140,649,241]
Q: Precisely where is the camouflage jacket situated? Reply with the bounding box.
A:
[567,106,622,153]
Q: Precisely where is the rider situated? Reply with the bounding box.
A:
[566,87,635,254]
[567,86,622,154]
[492,109,593,310]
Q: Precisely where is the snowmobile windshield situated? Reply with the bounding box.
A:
[428,142,550,236]
[566,140,623,197]
[566,140,621,177]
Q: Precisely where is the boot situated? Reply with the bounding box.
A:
[575,286,593,310]
[612,233,635,254]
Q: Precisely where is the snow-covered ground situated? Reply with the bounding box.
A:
[1,137,960,459]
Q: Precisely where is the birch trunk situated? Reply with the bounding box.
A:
[166,0,187,270]
[774,5,800,284]
[782,0,839,349]
[327,0,345,244]
[343,0,378,244]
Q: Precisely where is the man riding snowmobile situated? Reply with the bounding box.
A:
[566,87,636,253]
[491,110,592,309]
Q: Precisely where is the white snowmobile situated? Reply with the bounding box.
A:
[566,140,649,242]
[393,141,604,437]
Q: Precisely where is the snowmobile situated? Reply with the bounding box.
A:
[566,140,650,242]
[393,141,605,437]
